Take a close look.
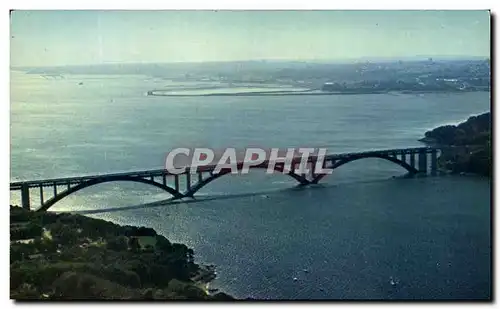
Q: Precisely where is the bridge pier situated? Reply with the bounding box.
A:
[431,149,438,175]
[174,175,180,191]
[10,147,440,211]
[40,185,44,205]
[186,173,191,192]
[309,160,317,180]
[21,184,30,210]
[418,149,428,174]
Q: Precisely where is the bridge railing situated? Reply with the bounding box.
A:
[10,146,442,211]
[10,147,435,188]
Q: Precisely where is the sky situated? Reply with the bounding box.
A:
[10,10,491,67]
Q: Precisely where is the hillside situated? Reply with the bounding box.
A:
[420,112,491,176]
[10,207,234,300]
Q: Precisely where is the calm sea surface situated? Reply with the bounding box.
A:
[10,71,491,299]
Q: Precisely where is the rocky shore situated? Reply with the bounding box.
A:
[10,206,234,300]
[419,112,491,176]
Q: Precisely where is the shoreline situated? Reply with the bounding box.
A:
[418,112,491,176]
[146,89,489,97]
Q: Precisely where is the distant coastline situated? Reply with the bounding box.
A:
[13,58,490,98]
[146,89,374,97]
[146,88,489,97]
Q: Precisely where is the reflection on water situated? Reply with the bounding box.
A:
[88,175,490,300]
[10,72,491,299]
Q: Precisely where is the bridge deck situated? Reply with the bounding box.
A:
[10,147,433,189]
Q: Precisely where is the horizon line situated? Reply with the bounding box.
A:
[11,55,490,69]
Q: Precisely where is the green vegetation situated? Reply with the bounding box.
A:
[420,112,491,176]
[10,206,233,300]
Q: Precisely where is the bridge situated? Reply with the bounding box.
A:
[10,147,439,212]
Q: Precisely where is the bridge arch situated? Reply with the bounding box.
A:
[183,165,310,197]
[37,176,185,212]
[311,153,419,184]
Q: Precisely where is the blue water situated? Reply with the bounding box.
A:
[10,71,491,299]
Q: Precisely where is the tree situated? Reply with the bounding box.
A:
[128,237,140,252]
[106,236,128,252]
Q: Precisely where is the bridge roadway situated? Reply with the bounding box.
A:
[10,147,439,211]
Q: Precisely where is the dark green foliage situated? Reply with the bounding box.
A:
[128,237,140,252]
[468,146,491,176]
[123,259,152,285]
[50,222,80,246]
[100,265,141,288]
[10,221,43,241]
[106,236,129,251]
[156,236,172,251]
[137,226,157,237]
[424,125,457,144]
[123,225,157,237]
[51,271,139,300]
[167,279,207,299]
[10,243,36,262]
[10,283,40,300]
[10,209,228,300]
[212,292,235,300]
[423,112,490,146]
[421,112,491,176]
[10,207,32,222]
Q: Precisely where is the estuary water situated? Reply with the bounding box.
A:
[10,71,491,299]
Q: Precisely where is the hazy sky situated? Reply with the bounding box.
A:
[10,10,490,67]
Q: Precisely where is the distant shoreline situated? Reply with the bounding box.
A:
[147,89,489,97]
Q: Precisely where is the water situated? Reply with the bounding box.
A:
[10,71,491,299]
